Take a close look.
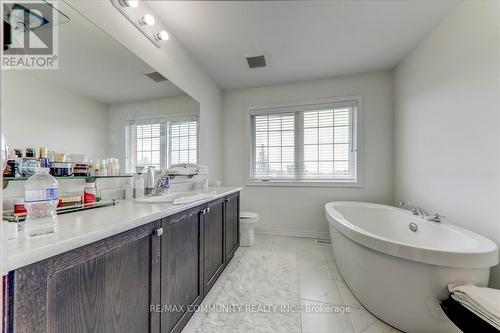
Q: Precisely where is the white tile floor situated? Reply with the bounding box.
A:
[182,234,403,333]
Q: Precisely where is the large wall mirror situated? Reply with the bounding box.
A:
[2,1,199,197]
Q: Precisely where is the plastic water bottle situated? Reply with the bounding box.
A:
[24,167,59,238]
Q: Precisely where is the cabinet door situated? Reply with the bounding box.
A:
[203,198,225,295]
[224,193,240,262]
[161,207,203,333]
[7,222,161,333]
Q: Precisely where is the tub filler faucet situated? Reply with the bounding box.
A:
[399,202,445,223]
[399,202,429,217]
[426,213,446,223]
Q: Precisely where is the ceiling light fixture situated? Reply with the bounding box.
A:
[156,30,169,41]
[141,14,155,26]
[120,0,139,8]
[111,0,165,48]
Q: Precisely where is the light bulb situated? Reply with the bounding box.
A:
[141,14,155,26]
[125,0,138,8]
[156,30,169,41]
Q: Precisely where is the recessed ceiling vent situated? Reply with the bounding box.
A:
[246,55,267,69]
[145,71,168,82]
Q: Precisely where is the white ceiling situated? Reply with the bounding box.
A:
[149,0,459,90]
[26,1,185,105]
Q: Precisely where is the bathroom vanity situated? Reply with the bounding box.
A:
[3,188,240,333]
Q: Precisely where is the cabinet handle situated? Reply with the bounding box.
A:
[225,198,230,203]
[154,228,163,237]
[200,208,206,215]
[207,207,211,213]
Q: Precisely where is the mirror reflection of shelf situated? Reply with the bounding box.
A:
[3,199,118,223]
[2,174,134,189]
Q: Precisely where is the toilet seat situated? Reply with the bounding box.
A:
[240,211,258,219]
[240,211,259,224]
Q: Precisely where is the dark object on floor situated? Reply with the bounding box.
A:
[440,296,499,333]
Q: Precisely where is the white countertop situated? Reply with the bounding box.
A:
[5,187,241,272]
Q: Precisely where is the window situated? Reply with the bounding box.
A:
[249,97,360,185]
[168,118,198,166]
[128,123,163,169]
[125,116,198,172]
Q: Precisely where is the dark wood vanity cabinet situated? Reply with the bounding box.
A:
[160,207,203,333]
[224,193,240,263]
[6,221,162,333]
[202,198,225,296]
[5,192,240,333]
[160,192,240,332]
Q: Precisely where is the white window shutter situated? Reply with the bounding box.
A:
[250,99,359,183]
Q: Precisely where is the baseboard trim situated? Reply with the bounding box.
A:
[254,227,329,240]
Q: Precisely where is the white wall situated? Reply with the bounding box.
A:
[108,95,199,169]
[394,1,500,287]
[67,0,223,182]
[2,71,111,200]
[223,71,393,238]
[3,71,108,159]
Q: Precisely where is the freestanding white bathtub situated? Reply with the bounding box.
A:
[325,201,499,333]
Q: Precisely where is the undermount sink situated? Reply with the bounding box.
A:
[135,191,200,204]
[135,191,216,204]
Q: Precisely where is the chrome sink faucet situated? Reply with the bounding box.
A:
[145,167,171,196]
[399,202,446,223]
[152,173,170,196]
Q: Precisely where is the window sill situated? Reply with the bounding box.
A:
[246,180,363,188]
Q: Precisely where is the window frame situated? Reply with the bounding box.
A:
[124,115,199,173]
[246,95,363,188]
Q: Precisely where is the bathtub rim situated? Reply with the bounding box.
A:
[325,201,498,269]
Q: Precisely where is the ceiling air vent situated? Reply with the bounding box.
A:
[145,72,168,82]
[246,55,267,69]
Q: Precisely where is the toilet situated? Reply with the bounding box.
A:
[240,211,259,246]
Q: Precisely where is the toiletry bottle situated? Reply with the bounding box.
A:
[24,167,59,238]
[13,198,27,216]
[98,159,107,176]
[39,147,49,168]
[125,177,133,200]
[84,179,97,206]
[134,166,145,199]
[25,148,36,159]
[95,183,102,202]
[3,151,17,177]
[14,149,23,159]
[13,149,23,177]
[145,166,156,196]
